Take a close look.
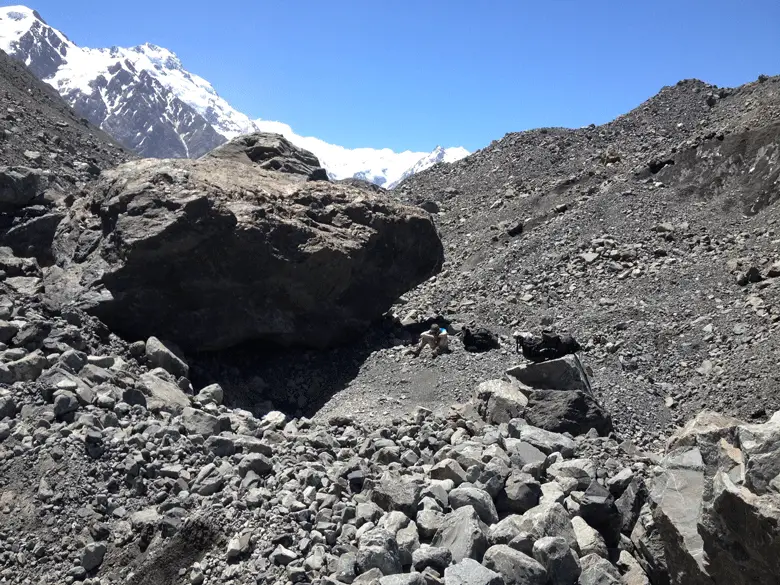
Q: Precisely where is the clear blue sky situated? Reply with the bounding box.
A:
[17,0,780,152]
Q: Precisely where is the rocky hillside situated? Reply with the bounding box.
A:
[0,47,128,264]
[343,75,780,442]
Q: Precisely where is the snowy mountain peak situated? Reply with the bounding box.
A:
[386,144,471,189]
[0,5,470,187]
[1,5,39,22]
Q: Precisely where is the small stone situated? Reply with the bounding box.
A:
[81,542,107,572]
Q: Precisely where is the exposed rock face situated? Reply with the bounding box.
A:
[44,134,444,351]
[638,410,780,585]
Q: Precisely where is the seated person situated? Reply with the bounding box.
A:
[412,323,449,357]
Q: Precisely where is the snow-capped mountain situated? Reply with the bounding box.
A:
[385,145,470,189]
[0,5,469,185]
[0,6,224,158]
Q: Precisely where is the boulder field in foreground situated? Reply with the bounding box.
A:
[43,134,444,351]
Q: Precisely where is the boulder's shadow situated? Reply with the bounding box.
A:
[189,316,454,419]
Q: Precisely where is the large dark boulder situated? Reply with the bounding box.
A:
[43,135,444,351]
[524,389,613,437]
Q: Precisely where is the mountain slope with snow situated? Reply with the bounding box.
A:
[0,5,469,185]
[0,6,225,158]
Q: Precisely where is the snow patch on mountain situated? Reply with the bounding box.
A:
[0,5,469,186]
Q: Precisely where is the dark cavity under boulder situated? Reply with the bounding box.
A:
[43,134,444,352]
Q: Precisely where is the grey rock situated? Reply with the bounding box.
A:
[53,391,79,419]
[0,395,15,420]
[443,558,503,585]
[379,574,425,585]
[616,477,647,535]
[0,166,45,208]
[497,470,541,514]
[539,482,566,506]
[432,506,488,563]
[58,349,88,372]
[416,509,445,541]
[145,336,189,378]
[181,406,225,437]
[357,528,403,576]
[45,152,443,352]
[547,459,596,491]
[380,512,411,535]
[508,532,535,556]
[7,351,48,382]
[503,439,547,467]
[354,568,384,584]
[488,515,525,546]
[238,453,273,477]
[335,551,358,583]
[448,486,499,525]
[607,468,634,496]
[508,420,575,457]
[577,553,621,585]
[430,458,468,486]
[206,132,326,179]
[270,544,299,566]
[397,522,420,567]
[579,480,623,548]
[524,389,613,437]
[122,386,147,408]
[372,471,423,518]
[630,505,669,585]
[81,541,107,572]
[195,383,224,405]
[517,502,578,553]
[531,536,581,585]
[571,516,608,559]
[0,320,18,343]
[482,544,547,585]
[649,447,709,583]
[226,532,251,561]
[699,469,780,585]
[506,354,591,393]
[137,371,190,413]
[476,379,528,424]
[412,546,452,573]
[616,550,651,585]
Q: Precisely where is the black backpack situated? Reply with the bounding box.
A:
[461,327,500,353]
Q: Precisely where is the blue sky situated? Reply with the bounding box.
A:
[17,0,780,152]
